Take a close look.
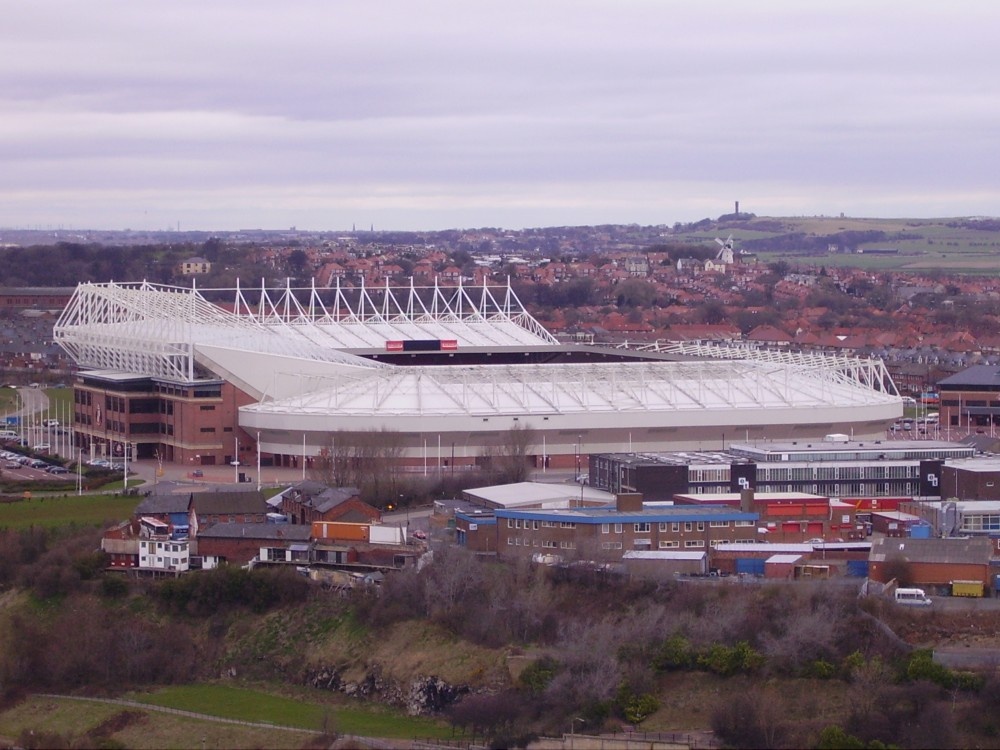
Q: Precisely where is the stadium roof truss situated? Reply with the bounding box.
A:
[247,356,899,419]
[54,279,557,384]
[626,340,899,396]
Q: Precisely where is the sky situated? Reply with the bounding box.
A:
[2,1,999,232]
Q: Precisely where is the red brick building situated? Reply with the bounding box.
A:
[868,536,992,591]
[191,490,268,533]
[280,481,380,525]
[196,523,313,567]
[72,371,257,468]
[672,491,862,542]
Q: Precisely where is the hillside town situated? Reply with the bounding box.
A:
[2,222,1000,395]
[6,225,1000,749]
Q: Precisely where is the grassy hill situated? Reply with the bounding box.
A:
[4,525,1000,748]
[675,215,1000,273]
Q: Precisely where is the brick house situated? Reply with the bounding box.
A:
[280,481,381,525]
[132,493,193,539]
[178,257,212,275]
[191,489,268,535]
[196,522,313,568]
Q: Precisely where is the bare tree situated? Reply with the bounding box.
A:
[480,423,537,484]
[310,428,406,501]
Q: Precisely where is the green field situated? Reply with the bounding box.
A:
[678,216,1000,274]
[0,696,315,750]
[129,683,454,738]
[0,683,458,748]
[0,492,140,530]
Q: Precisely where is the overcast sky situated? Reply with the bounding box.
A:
[3,1,998,232]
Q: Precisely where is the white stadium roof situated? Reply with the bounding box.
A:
[244,357,899,418]
[54,280,904,458]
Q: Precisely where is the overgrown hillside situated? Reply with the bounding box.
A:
[2,528,1000,748]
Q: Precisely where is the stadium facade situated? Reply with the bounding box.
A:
[54,280,904,471]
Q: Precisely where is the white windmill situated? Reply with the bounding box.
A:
[714,234,735,265]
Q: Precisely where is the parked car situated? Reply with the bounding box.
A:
[3,461,20,470]
[43,419,59,428]
[191,469,204,478]
[45,465,68,474]
[32,443,50,452]
[29,459,49,469]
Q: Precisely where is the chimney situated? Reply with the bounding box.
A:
[616,493,643,512]
[735,200,740,217]
[740,488,754,513]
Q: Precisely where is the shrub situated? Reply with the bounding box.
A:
[815,725,866,749]
[622,692,659,724]
[99,574,128,598]
[697,641,764,676]
[905,649,953,688]
[518,657,558,694]
[654,633,694,671]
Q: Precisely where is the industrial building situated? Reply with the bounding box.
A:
[589,438,975,502]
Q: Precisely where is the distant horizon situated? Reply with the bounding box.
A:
[3,211,999,237]
[5,3,999,234]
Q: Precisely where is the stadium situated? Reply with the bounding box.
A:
[54,280,903,471]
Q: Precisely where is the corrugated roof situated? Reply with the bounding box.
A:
[940,365,1000,388]
[464,481,614,508]
[198,522,312,541]
[193,490,268,515]
[622,551,706,561]
[869,536,992,565]
[766,554,805,564]
[135,494,190,514]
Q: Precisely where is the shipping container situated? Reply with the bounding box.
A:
[846,559,870,577]
[951,580,984,598]
[735,558,766,576]
[369,525,406,545]
[311,521,370,541]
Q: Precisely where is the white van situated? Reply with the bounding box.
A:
[0,430,18,440]
[895,587,932,607]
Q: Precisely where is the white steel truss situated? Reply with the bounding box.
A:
[247,358,898,418]
[54,279,557,382]
[621,340,899,396]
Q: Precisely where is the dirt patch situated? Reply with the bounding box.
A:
[889,609,1000,650]
[87,709,147,738]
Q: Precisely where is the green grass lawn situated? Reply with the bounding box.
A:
[0,492,141,530]
[128,683,455,739]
